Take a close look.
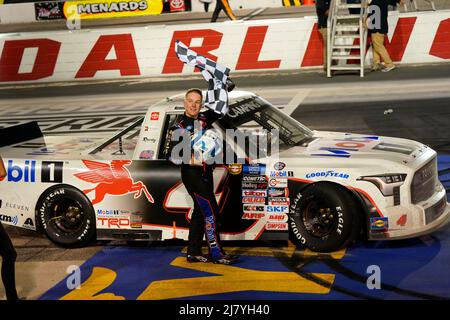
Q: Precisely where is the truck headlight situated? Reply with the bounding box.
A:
[358,174,407,197]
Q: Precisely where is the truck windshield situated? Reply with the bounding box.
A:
[218,95,313,151]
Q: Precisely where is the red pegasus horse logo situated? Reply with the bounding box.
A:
[75,160,154,205]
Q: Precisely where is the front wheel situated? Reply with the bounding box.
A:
[289,183,362,252]
[36,185,96,248]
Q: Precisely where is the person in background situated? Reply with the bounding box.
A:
[211,0,237,22]
[315,0,331,72]
[199,0,212,12]
[0,156,19,301]
[368,0,404,72]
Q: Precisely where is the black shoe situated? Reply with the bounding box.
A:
[212,254,239,265]
[187,254,211,263]
[226,78,235,92]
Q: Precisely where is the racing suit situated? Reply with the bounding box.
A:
[166,110,226,260]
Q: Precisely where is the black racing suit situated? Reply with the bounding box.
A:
[0,222,18,300]
[166,110,226,260]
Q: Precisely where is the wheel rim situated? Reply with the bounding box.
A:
[302,198,337,238]
[50,198,85,234]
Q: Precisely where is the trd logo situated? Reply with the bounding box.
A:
[97,217,130,228]
[0,160,36,182]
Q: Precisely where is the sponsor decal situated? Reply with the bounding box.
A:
[306,170,350,179]
[312,136,380,158]
[97,217,130,228]
[243,176,267,183]
[97,209,120,215]
[269,178,288,188]
[74,160,154,205]
[269,171,293,177]
[142,137,157,143]
[370,217,389,231]
[22,218,35,229]
[268,197,290,206]
[268,188,286,197]
[0,214,19,225]
[242,182,268,189]
[243,164,266,175]
[242,204,265,212]
[0,160,63,183]
[242,197,266,203]
[169,0,185,11]
[139,150,154,160]
[63,0,163,20]
[1,202,30,212]
[150,112,160,120]
[0,160,36,183]
[242,190,267,198]
[396,214,407,227]
[274,162,286,171]
[266,205,289,213]
[267,213,288,223]
[41,161,64,183]
[130,212,144,228]
[35,2,64,20]
[228,164,242,175]
[242,212,265,220]
[266,222,288,230]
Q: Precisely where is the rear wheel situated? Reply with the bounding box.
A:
[36,185,96,248]
[289,183,361,252]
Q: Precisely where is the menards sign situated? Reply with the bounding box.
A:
[63,0,163,19]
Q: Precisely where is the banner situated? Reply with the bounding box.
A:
[35,2,64,20]
[62,0,163,19]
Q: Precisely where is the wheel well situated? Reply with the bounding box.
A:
[34,184,93,232]
[296,181,368,237]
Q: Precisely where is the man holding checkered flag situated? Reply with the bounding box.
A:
[166,41,238,265]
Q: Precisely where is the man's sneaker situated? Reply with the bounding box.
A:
[382,65,396,72]
[212,254,239,265]
[187,254,211,263]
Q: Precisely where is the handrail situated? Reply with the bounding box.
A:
[327,0,368,77]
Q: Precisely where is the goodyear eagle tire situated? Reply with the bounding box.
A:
[289,183,361,252]
[37,184,96,248]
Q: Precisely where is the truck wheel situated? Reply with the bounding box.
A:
[36,185,96,248]
[289,183,361,252]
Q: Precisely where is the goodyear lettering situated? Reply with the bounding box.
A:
[306,170,350,179]
[289,218,306,244]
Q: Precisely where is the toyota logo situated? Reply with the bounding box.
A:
[171,0,184,8]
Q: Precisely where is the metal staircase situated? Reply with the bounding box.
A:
[327,0,369,77]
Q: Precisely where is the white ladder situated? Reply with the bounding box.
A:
[327,0,369,77]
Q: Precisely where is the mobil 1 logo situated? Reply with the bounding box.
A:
[41,161,64,183]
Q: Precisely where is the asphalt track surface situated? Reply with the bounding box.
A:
[0,63,449,301]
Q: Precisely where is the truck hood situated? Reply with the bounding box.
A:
[278,131,429,166]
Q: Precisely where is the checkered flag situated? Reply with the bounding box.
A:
[175,40,231,115]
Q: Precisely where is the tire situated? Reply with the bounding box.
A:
[36,184,96,248]
[289,183,361,252]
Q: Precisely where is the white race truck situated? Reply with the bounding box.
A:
[0,90,448,252]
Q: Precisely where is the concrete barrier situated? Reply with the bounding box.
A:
[0,9,449,84]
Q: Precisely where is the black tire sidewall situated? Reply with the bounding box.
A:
[289,183,360,252]
[37,185,96,248]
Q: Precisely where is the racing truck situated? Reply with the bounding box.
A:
[0,90,448,252]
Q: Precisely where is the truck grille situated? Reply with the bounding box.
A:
[411,157,437,204]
